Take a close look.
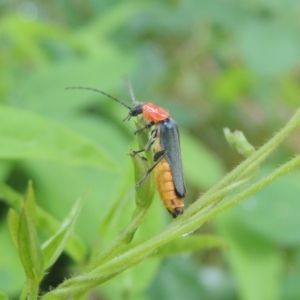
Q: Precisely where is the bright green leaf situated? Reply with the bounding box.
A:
[0,291,9,300]
[0,183,87,262]
[0,222,24,296]
[23,181,37,224]
[131,153,155,208]
[37,206,87,263]
[97,158,135,239]
[18,184,44,282]
[0,105,116,170]
[213,67,254,102]
[42,194,85,270]
[7,209,20,248]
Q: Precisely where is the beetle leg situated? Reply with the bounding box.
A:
[132,129,157,155]
[135,150,166,188]
[134,121,155,134]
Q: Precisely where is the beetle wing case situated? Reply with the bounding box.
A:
[158,118,186,198]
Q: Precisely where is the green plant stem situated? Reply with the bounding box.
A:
[179,107,300,221]
[88,204,152,270]
[28,280,39,300]
[166,177,250,230]
[42,107,300,299]
[20,285,28,300]
[89,155,155,270]
[182,153,300,231]
[42,153,300,299]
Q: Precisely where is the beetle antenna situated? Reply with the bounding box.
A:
[66,86,132,110]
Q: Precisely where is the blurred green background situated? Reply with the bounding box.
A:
[1,0,300,299]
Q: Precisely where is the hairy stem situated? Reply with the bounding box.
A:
[42,107,300,299]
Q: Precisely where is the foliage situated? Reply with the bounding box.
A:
[1,0,300,299]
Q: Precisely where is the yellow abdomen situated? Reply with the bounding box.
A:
[154,157,184,218]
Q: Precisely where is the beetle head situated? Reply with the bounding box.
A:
[123,103,144,121]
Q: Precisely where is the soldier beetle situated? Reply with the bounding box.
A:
[66,85,186,217]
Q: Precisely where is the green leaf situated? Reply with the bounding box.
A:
[215,214,282,300]
[0,183,23,212]
[100,254,161,300]
[0,105,116,170]
[232,166,300,246]
[148,257,208,300]
[181,130,226,189]
[281,249,300,300]
[238,20,299,77]
[37,207,87,263]
[131,153,155,207]
[0,183,87,262]
[18,183,44,281]
[0,291,9,300]
[155,234,226,257]
[0,222,24,296]
[83,2,150,38]
[0,160,12,182]
[7,209,20,248]
[23,181,37,224]
[232,242,281,300]
[213,67,254,102]
[96,160,137,243]
[42,194,85,270]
